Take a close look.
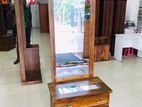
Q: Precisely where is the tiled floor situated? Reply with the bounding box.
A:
[0,29,142,107]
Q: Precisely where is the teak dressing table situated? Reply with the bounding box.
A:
[48,0,112,107]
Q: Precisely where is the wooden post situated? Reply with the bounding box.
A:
[15,0,26,82]
[48,0,56,83]
[89,0,96,77]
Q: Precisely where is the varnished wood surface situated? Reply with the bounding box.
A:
[83,22,110,61]
[15,0,27,82]
[102,0,114,36]
[48,77,112,107]
[95,104,109,107]
[56,74,90,83]
[48,77,112,100]
[24,44,42,84]
[83,20,90,58]
[88,0,96,77]
[55,93,109,107]
[95,45,110,61]
[39,4,49,33]
[48,0,56,83]
[15,0,42,84]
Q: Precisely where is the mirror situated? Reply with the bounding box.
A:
[53,0,90,80]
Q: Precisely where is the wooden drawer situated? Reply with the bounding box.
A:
[93,104,108,107]
[55,93,109,107]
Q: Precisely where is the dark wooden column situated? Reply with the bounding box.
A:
[0,4,6,35]
[110,0,127,56]
[39,4,49,33]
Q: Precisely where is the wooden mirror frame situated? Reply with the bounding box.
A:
[49,0,96,83]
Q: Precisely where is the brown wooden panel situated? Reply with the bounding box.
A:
[102,0,108,36]
[95,104,109,107]
[39,4,49,33]
[49,77,112,107]
[108,0,114,36]
[83,25,110,60]
[15,0,42,85]
[24,44,42,83]
[15,0,27,82]
[110,0,127,55]
[95,44,110,61]
[83,20,90,58]
[55,93,109,107]
[119,0,127,33]
[114,0,127,33]
[95,0,100,36]
[102,0,114,37]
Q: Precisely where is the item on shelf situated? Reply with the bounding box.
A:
[123,48,134,57]
[125,20,135,28]
[134,28,141,33]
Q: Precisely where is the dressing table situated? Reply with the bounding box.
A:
[48,0,112,106]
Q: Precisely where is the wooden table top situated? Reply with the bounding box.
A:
[48,77,112,100]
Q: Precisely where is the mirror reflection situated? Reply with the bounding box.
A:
[54,0,90,79]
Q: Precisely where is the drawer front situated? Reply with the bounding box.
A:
[55,93,109,107]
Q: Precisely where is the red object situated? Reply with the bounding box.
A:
[124,48,127,56]
[127,48,131,56]
[123,48,134,57]
[1,0,8,4]
[26,0,37,4]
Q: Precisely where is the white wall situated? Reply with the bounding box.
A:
[31,4,40,28]
[126,0,140,26]
[140,0,142,7]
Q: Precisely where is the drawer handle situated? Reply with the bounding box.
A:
[96,100,106,103]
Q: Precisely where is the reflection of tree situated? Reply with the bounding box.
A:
[54,0,71,24]
[54,0,85,26]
